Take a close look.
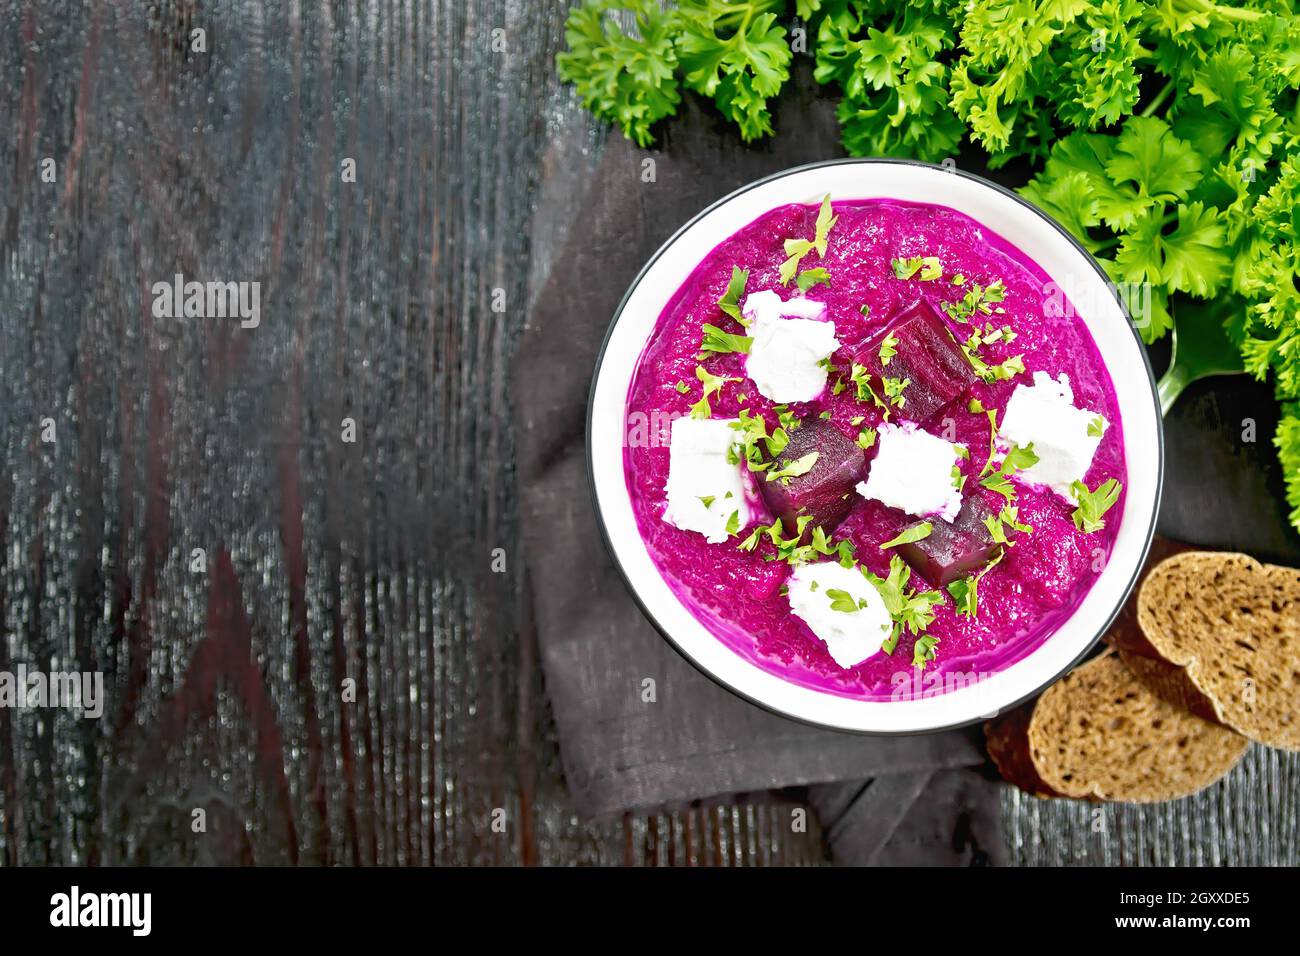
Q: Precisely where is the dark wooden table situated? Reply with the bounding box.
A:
[0,1,1295,866]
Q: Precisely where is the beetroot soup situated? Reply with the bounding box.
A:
[623,198,1126,701]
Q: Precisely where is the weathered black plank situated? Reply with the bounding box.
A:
[1,0,1293,868]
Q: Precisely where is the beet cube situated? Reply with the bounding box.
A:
[852,298,977,425]
[758,419,866,540]
[896,494,1000,587]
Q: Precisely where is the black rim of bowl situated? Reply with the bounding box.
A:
[584,156,1165,737]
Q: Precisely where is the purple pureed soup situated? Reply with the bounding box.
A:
[623,198,1127,701]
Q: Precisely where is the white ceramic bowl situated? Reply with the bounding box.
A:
[587,159,1163,734]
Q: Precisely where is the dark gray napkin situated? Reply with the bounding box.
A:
[515,71,1004,864]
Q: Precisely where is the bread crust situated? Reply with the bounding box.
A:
[1135,551,1300,751]
[984,701,1063,800]
[986,651,1248,802]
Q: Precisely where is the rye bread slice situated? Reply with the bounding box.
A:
[1133,551,1300,751]
[986,651,1248,802]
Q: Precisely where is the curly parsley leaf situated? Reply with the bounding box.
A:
[675,1,792,142]
[556,1,682,149]
[815,1,964,161]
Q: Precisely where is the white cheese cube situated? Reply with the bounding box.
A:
[855,422,965,522]
[742,290,838,403]
[998,371,1106,500]
[662,417,751,544]
[787,560,894,669]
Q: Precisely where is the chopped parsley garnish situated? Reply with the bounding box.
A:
[848,364,890,418]
[737,517,856,568]
[945,278,1006,323]
[861,555,945,657]
[859,304,871,317]
[767,451,819,483]
[911,634,940,669]
[947,549,1006,619]
[969,397,1000,476]
[727,407,783,472]
[878,332,898,366]
[881,376,909,408]
[980,443,1039,502]
[698,495,715,509]
[675,380,689,394]
[796,267,831,292]
[818,410,832,420]
[880,522,933,549]
[946,577,976,616]
[725,510,742,536]
[825,588,863,613]
[856,427,877,450]
[773,404,800,433]
[717,266,749,324]
[983,504,1033,545]
[689,364,738,419]
[961,325,1025,383]
[699,323,753,356]
[1088,416,1106,439]
[891,256,942,281]
[1070,478,1122,533]
[780,195,837,286]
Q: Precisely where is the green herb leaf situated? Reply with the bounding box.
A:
[980,443,1039,501]
[699,323,753,355]
[796,267,832,292]
[780,195,838,284]
[690,364,738,420]
[911,634,940,669]
[717,265,749,324]
[1070,478,1122,533]
[825,588,861,613]
[945,279,1006,323]
[882,376,909,408]
[767,451,820,482]
[880,522,933,549]
[878,332,899,366]
[556,1,682,149]
[947,577,977,617]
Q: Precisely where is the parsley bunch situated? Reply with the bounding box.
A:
[557,0,1300,534]
[557,0,793,144]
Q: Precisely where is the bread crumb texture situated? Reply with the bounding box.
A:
[1027,652,1248,802]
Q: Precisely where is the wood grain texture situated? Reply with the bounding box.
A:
[0,0,1293,867]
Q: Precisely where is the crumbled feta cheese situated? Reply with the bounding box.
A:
[998,371,1106,500]
[855,422,965,522]
[742,290,838,403]
[662,417,750,543]
[787,560,894,669]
